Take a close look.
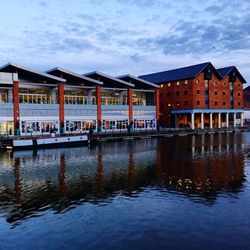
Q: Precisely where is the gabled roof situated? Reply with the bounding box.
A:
[139,62,219,84]
[117,74,159,89]
[217,66,246,83]
[46,67,103,86]
[0,62,66,83]
[84,71,134,88]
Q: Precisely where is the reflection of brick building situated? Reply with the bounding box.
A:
[140,62,246,128]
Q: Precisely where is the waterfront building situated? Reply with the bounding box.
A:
[243,85,250,123]
[0,63,159,136]
[139,62,246,129]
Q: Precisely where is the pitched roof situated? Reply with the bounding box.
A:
[0,62,66,83]
[46,67,103,86]
[117,74,159,89]
[84,71,134,88]
[139,62,214,84]
[217,66,246,83]
[217,66,234,78]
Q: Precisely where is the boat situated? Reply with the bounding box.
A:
[12,135,89,150]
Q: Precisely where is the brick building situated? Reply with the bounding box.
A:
[140,62,246,129]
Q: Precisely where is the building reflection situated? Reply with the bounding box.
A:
[0,133,246,225]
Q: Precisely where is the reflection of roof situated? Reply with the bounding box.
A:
[46,67,103,86]
[0,62,66,83]
[84,71,135,88]
[139,62,211,84]
[117,74,159,89]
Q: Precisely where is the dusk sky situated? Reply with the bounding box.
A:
[0,0,249,85]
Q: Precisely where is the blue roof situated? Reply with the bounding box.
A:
[217,66,246,83]
[217,66,234,78]
[139,62,211,84]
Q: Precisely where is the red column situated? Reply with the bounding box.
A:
[96,85,102,131]
[128,88,133,125]
[155,89,160,124]
[12,81,20,135]
[58,83,65,134]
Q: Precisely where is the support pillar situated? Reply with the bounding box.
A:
[218,113,221,129]
[12,81,20,135]
[191,113,195,129]
[201,113,204,129]
[226,113,229,128]
[128,88,133,130]
[155,89,160,128]
[96,85,102,132]
[58,83,65,134]
[210,113,213,129]
[233,113,237,127]
[240,112,244,127]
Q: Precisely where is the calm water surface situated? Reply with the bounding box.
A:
[0,133,250,249]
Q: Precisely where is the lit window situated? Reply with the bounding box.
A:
[176,102,180,106]
[184,80,188,84]
[176,81,180,85]
[168,103,171,107]
[168,83,171,87]
[160,84,164,88]
[196,80,200,84]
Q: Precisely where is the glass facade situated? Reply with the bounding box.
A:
[20,121,59,135]
[19,88,52,104]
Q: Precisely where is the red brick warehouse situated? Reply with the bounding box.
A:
[139,62,246,129]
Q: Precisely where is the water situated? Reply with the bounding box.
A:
[0,133,250,249]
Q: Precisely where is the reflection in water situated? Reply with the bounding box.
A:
[0,133,246,226]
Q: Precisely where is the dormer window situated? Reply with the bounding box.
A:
[229,71,237,82]
[204,66,212,80]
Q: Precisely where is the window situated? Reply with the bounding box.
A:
[167,92,171,97]
[214,81,217,85]
[196,80,200,84]
[176,91,180,96]
[160,93,164,98]
[184,90,188,95]
[223,101,226,106]
[238,102,241,106]
[176,81,180,85]
[168,103,171,107]
[238,83,241,87]
[184,101,188,106]
[197,100,200,105]
[196,90,200,94]
[176,102,180,106]
[215,101,218,106]
[214,91,218,95]
[222,91,226,96]
[168,83,171,87]
[184,80,188,84]
[160,84,164,88]
[238,92,241,96]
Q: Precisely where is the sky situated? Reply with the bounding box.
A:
[0,0,249,85]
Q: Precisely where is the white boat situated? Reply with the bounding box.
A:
[12,135,89,150]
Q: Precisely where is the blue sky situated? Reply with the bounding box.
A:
[0,0,249,84]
